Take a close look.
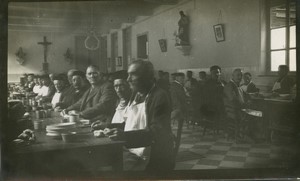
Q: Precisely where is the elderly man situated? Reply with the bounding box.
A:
[62,65,117,122]
[223,69,255,141]
[108,60,175,171]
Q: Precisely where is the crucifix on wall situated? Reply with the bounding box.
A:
[37,36,52,73]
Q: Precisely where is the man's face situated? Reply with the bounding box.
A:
[42,78,50,86]
[114,79,129,98]
[49,74,54,82]
[243,74,251,84]
[211,69,221,81]
[27,75,33,82]
[127,64,143,92]
[72,75,83,90]
[233,71,243,84]
[53,80,64,92]
[86,67,100,85]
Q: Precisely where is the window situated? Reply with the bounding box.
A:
[137,34,148,59]
[269,0,296,71]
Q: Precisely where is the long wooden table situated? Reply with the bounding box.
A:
[11,114,125,176]
[248,94,297,142]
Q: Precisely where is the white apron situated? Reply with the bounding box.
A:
[123,100,150,159]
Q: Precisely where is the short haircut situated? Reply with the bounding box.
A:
[244,72,252,77]
[176,72,185,77]
[71,70,85,78]
[233,68,242,74]
[87,65,100,72]
[199,71,206,75]
[53,74,64,81]
[187,70,193,74]
[28,73,34,76]
[210,65,221,72]
[130,60,154,80]
[40,74,50,80]
[279,65,289,72]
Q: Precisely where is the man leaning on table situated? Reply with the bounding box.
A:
[61,65,117,123]
[272,65,294,94]
[107,60,175,172]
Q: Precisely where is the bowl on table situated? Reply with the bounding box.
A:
[61,132,77,142]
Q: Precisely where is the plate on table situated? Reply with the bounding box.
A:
[46,132,61,137]
[46,122,76,129]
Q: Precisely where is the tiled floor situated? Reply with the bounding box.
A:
[173,123,300,170]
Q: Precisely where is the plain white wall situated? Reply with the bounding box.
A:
[8,31,76,82]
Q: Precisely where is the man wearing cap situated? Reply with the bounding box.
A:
[62,65,117,122]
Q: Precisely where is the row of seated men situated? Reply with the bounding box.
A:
[17,62,295,172]
[156,65,295,140]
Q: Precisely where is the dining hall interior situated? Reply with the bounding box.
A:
[1,0,300,179]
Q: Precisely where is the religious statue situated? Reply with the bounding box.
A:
[176,11,189,46]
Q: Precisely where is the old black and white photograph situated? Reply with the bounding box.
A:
[1,0,300,180]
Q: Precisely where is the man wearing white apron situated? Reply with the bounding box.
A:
[108,60,175,172]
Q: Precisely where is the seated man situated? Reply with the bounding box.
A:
[224,69,246,120]
[107,60,175,171]
[272,65,294,94]
[200,65,226,126]
[240,72,259,93]
[62,65,117,122]
[111,77,131,124]
[51,74,68,110]
[32,75,42,95]
[224,69,259,141]
[24,73,35,92]
[35,74,55,102]
[56,70,89,110]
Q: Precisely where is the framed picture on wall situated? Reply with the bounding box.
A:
[158,39,167,52]
[213,24,225,42]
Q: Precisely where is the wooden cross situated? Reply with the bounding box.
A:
[37,36,52,63]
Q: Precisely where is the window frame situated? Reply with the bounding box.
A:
[268,0,296,73]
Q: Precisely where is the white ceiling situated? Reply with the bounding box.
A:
[8,0,177,33]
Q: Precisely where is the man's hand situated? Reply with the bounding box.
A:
[107,128,125,141]
[60,109,69,116]
[91,120,107,131]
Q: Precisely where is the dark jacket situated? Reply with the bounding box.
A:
[170,81,187,114]
[273,76,294,94]
[66,81,117,120]
[58,85,89,109]
[223,80,248,120]
[121,85,175,171]
[201,78,226,117]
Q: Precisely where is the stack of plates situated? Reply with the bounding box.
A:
[46,122,76,137]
